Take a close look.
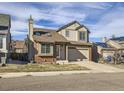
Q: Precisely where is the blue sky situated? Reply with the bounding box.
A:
[0,2,124,42]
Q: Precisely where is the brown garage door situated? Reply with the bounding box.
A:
[68,47,89,61]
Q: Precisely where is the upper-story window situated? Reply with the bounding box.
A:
[79,32,86,41]
[35,32,41,36]
[34,32,48,36]
[0,26,8,30]
[0,38,3,49]
[0,35,4,49]
[65,30,69,37]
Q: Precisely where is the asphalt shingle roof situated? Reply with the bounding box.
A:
[95,42,113,48]
[33,28,69,43]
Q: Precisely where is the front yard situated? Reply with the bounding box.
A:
[0,64,90,73]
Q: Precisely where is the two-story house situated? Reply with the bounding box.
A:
[28,16,92,64]
[0,14,11,64]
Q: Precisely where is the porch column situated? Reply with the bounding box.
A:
[66,45,68,61]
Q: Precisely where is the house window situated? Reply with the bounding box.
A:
[41,43,52,54]
[35,32,41,36]
[65,31,69,37]
[0,38,3,49]
[0,26,8,30]
[0,35,4,49]
[79,32,86,40]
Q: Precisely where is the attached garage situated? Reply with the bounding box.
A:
[68,46,90,61]
[102,50,115,58]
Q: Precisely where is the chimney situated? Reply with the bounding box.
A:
[102,37,108,42]
[28,15,33,41]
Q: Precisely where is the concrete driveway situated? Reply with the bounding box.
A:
[69,61,124,73]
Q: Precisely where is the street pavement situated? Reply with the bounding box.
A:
[0,73,124,91]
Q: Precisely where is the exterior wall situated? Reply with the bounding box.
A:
[92,44,99,62]
[0,36,7,51]
[102,50,115,58]
[55,44,66,60]
[60,44,66,60]
[58,23,80,41]
[0,24,11,63]
[34,42,56,63]
[58,23,88,42]
[34,55,56,63]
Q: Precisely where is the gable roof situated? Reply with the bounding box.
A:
[57,20,81,32]
[0,14,11,27]
[95,42,113,48]
[110,36,124,42]
[57,20,90,33]
[75,25,90,33]
[33,28,69,43]
[12,40,25,49]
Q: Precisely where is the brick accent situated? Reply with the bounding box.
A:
[34,55,56,64]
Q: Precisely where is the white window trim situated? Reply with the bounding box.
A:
[65,30,69,37]
[79,31,86,41]
[41,43,53,56]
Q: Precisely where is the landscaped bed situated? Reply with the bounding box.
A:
[0,64,90,73]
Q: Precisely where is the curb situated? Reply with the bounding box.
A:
[0,71,91,78]
[1,70,124,79]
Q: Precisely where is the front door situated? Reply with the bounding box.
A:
[56,45,60,59]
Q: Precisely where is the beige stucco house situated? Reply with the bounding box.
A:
[92,42,116,62]
[28,16,92,64]
[107,37,124,53]
[93,37,124,63]
[0,14,11,64]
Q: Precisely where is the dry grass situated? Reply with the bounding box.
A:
[0,64,90,73]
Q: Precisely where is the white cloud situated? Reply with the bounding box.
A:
[89,6,124,38]
[0,2,124,41]
[81,2,113,9]
[0,2,87,38]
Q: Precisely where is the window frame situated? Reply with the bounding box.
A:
[65,30,69,37]
[0,35,5,49]
[0,37,3,49]
[79,31,86,41]
[41,43,53,56]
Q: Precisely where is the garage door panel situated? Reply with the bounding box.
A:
[68,47,89,61]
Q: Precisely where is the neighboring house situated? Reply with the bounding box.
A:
[92,42,116,62]
[11,40,28,53]
[93,37,124,63]
[10,40,28,62]
[0,14,11,64]
[28,16,92,63]
[107,37,124,53]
